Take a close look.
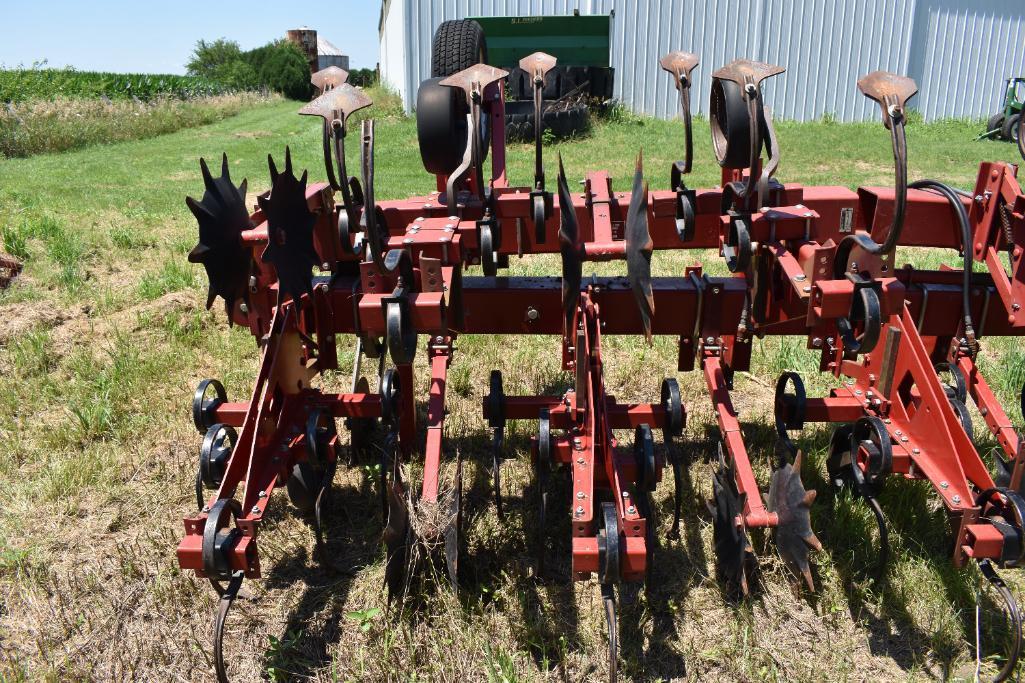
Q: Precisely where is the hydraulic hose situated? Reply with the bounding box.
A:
[908,179,977,351]
[834,119,908,277]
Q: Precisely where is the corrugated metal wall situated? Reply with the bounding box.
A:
[383,0,1025,122]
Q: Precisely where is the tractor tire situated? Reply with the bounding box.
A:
[1003,114,1020,143]
[431,20,487,78]
[988,113,1006,137]
[504,100,590,142]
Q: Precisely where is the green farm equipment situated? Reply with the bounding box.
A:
[980,77,1024,143]
[431,14,613,140]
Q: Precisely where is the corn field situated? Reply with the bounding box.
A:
[0,67,232,103]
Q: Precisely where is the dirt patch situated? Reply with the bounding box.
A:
[0,299,69,344]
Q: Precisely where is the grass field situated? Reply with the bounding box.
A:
[2,94,1025,682]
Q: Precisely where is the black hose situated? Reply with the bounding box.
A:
[834,120,908,277]
[908,179,977,351]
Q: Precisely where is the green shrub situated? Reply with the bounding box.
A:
[188,38,313,101]
[251,41,312,101]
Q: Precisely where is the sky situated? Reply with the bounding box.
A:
[0,0,381,74]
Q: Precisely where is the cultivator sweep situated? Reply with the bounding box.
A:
[179,39,1025,681]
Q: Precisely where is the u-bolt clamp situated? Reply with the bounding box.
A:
[710,60,785,210]
[834,71,918,279]
[298,83,373,247]
[439,64,509,213]
[520,52,558,243]
[660,51,700,242]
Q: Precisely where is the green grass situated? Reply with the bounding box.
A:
[1,91,1024,681]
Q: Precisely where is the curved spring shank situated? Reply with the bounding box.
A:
[518,52,557,189]
[659,51,699,183]
[835,71,917,275]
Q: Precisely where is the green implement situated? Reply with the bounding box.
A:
[469,14,611,67]
[977,77,1024,142]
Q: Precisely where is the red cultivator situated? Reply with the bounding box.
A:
[178,30,1025,682]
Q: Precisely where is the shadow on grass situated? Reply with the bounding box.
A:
[258,466,381,679]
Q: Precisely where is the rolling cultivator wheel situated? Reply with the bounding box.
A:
[175,19,1025,682]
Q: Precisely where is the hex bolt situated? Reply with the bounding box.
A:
[912,448,920,454]
[526,306,539,321]
[251,505,260,514]
[794,274,807,282]
[952,495,962,504]
[573,437,582,449]
[812,337,823,348]
[321,262,330,270]
[240,303,249,314]
[803,286,811,293]
[900,436,908,443]
[940,481,949,489]
[705,336,715,344]
[403,238,413,244]
[445,223,454,229]
[577,457,585,465]
[855,389,862,395]
[415,216,424,222]
[895,430,902,436]
[258,491,266,498]
[435,335,444,344]
[575,506,584,515]
[202,505,210,513]
[627,506,636,515]
[449,215,458,221]
[577,491,585,499]
[621,491,629,499]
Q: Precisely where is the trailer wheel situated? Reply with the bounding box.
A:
[431,19,487,78]
[417,77,468,175]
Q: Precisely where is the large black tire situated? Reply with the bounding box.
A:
[505,65,614,101]
[1003,113,1020,143]
[1004,114,1020,143]
[504,100,590,142]
[431,20,487,78]
[988,112,1006,137]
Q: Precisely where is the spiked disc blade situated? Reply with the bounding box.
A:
[625,151,654,341]
[557,154,582,336]
[768,450,821,590]
[258,148,319,304]
[186,153,253,317]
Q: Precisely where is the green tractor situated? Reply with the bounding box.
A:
[981,77,1024,144]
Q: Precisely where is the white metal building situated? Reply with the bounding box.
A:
[378,0,1025,122]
